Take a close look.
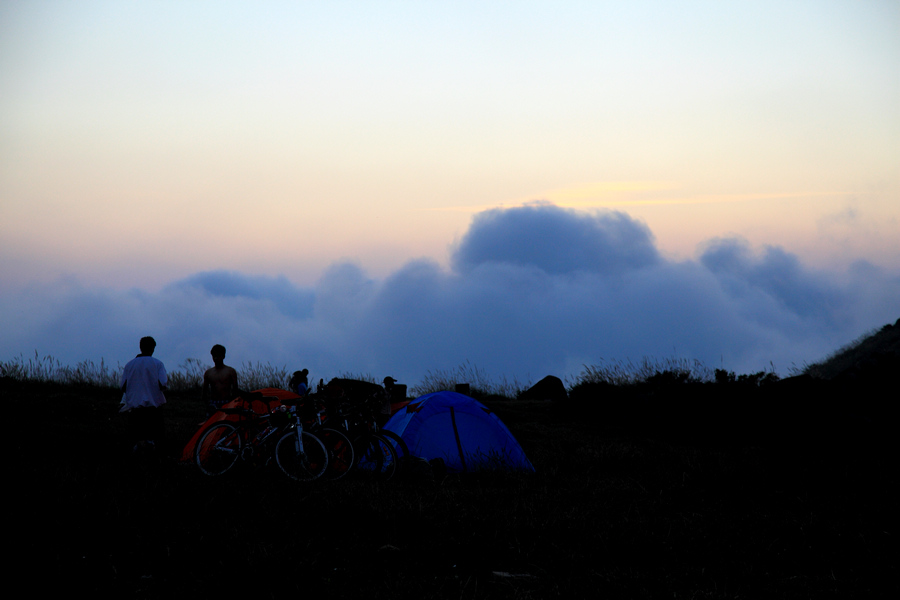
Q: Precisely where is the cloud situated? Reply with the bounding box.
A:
[166,271,316,320]
[2,204,898,386]
[699,237,848,328]
[452,203,660,275]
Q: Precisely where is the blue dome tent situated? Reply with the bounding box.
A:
[384,391,535,473]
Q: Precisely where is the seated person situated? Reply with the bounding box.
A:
[289,369,310,397]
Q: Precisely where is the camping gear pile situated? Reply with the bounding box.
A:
[182,380,535,478]
[193,397,331,481]
[183,382,399,481]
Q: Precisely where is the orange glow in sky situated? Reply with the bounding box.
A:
[1,1,897,291]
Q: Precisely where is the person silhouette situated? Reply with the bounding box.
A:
[120,336,168,453]
[377,376,397,427]
[289,369,310,397]
[202,344,239,417]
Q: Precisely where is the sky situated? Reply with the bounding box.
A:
[1,1,898,386]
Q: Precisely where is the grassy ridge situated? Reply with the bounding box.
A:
[1,352,731,396]
[7,368,896,599]
[0,351,294,391]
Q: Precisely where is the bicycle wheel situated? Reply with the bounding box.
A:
[275,428,329,482]
[318,427,355,481]
[378,429,410,461]
[354,433,398,481]
[195,422,242,476]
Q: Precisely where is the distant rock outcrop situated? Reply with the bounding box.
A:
[520,375,568,402]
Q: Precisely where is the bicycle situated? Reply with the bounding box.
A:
[296,396,355,481]
[194,395,329,482]
[312,380,407,481]
[334,398,399,481]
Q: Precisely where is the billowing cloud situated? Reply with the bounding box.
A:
[167,271,316,320]
[452,203,660,275]
[699,238,848,328]
[2,204,897,387]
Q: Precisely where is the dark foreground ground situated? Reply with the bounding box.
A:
[8,376,896,599]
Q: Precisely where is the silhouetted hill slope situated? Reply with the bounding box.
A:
[803,318,900,381]
[563,319,900,446]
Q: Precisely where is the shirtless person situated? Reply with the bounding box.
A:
[202,344,239,417]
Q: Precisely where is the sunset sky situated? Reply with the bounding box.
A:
[2,1,898,384]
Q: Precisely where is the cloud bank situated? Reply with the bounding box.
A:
[2,204,897,386]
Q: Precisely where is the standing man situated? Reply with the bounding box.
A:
[202,344,239,417]
[120,336,168,453]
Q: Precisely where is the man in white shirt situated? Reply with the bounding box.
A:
[121,336,168,452]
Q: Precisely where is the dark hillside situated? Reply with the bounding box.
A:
[803,318,900,381]
[561,318,900,442]
[6,374,897,599]
[795,318,899,423]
